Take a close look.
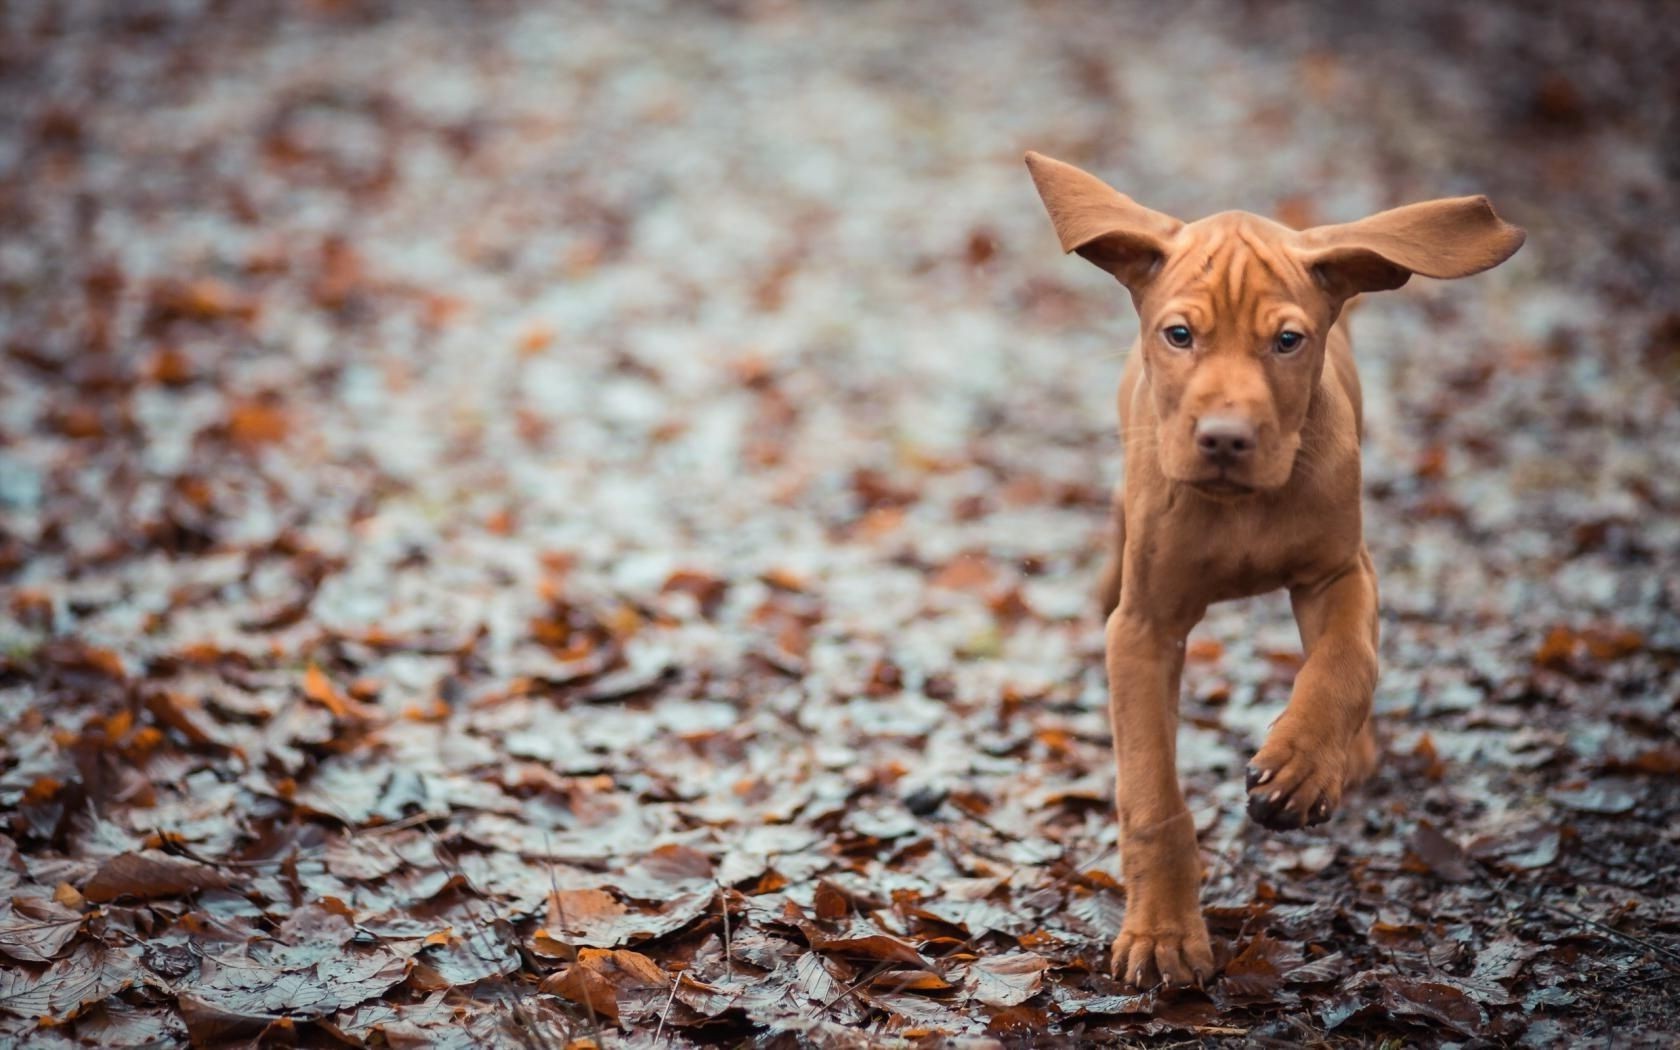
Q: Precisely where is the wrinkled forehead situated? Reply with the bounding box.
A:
[1149,213,1319,331]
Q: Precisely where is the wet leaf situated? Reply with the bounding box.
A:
[539,948,668,1024]
[1221,930,1292,999]
[1548,783,1639,815]
[957,951,1048,1007]
[1408,821,1477,883]
[81,852,228,903]
[0,945,137,1022]
[0,898,84,963]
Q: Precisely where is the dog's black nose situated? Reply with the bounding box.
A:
[1195,416,1257,465]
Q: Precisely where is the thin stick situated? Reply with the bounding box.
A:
[421,823,545,1050]
[718,881,734,982]
[653,971,683,1045]
[1478,867,1680,970]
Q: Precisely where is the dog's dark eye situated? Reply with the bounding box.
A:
[1276,331,1304,354]
[1163,325,1193,349]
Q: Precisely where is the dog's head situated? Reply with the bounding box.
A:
[1025,152,1525,497]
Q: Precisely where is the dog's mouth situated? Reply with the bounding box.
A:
[1186,476,1256,498]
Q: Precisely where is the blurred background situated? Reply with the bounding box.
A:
[1,0,1677,1043]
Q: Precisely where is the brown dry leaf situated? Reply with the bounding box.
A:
[1186,638,1223,663]
[146,345,195,386]
[146,278,258,326]
[813,879,850,921]
[1412,732,1447,782]
[986,1003,1051,1036]
[543,888,629,947]
[225,399,289,447]
[804,919,927,968]
[81,851,228,903]
[1407,821,1476,883]
[1383,980,1487,1036]
[1605,746,1680,777]
[302,664,382,723]
[661,570,728,615]
[1220,930,1290,999]
[1535,624,1644,671]
[615,843,715,900]
[539,948,667,1024]
[932,554,995,592]
[869,968,953,992]
[538,885,712,950]
[175,992,276,1044]
[143,690,229,749]
[1467,824,1562,871]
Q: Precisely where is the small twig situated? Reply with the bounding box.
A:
[1471,859,1680,970]
[652,970,683,1045]
[422,823,546,1050]
[718,881,734,982]
[1608,967,1680,991]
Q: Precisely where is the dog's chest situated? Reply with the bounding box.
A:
[1168,499,1350,602]
[1190,543,1301,602]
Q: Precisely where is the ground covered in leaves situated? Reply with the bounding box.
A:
[2,1,1679,1046]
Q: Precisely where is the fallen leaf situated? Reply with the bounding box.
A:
[82,852,228,903]
[0,944,137,1022]
[539,948,668,1024]
[957,951,1047,1007]
[0,898,84,963]
[1408,821,1476,882]
[1221,930,1290,999]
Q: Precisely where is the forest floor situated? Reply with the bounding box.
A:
[2,1,1679,1046]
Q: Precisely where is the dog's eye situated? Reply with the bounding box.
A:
[1163,325,1193,349]
[1276,330,1304,354]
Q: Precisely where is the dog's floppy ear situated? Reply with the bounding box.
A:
[1024,152,1181,290]
[1298,196,1525,302]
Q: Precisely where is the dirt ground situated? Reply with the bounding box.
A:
[2,1,1678,1046]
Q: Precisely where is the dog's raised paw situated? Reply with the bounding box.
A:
[1244,744,1344,831]
[1110,927,1214,990]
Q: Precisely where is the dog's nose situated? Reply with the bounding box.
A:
[1195,415,1257,465]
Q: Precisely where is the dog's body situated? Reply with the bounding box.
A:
[1025,153,1524,988]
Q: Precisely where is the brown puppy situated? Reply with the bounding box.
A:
[1024,152,1524,989]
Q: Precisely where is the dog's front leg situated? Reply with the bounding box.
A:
[1105,612,1213,987]
[1246,549,1381,829]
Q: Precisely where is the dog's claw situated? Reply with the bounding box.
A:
[1246,771,1333,831]
[1110,927,1215,990]
[1244,732,1360,831]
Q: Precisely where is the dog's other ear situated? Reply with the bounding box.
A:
[1299,196,1525,303]
[1024,152,1181,290]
